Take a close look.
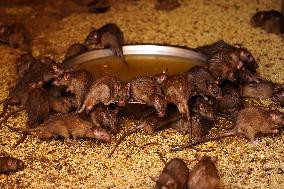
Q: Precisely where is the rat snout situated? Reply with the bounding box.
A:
[93,127,111,142]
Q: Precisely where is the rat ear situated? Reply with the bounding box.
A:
[166,179,175,188]
[162,68,168,74]
[63,73,70,80]
[126,82,131,89]
[206,83,213,90]
[211,156,218,163]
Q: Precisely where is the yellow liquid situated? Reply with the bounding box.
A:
[77,55,204,81]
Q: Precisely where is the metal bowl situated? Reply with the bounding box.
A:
[63,44,207,68]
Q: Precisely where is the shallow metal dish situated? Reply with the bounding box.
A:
[62,44,207,105]
[63,44,207,67]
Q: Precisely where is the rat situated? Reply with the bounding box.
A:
[129,76,167,117]
[207,56,238,83]
[0,157,24,174]
[237,47,258,74]
[78,75,130,114]
[238,69,261,83]
[196,41,258,74]
[88,0,111,13]
[155,0,180,11]
[90,105,119,134]
[15,53,36,79]
[240,80,274,99]
[187,155,220,189]
[171,106,283,151]
[226,47,258,74]
[24,85,50,128]
[163,74,195,119]
[84,23,124,57]
[251,10,284,35]
[0,23,31,50]
[63,43,89,61]
[49,96,78,113]
[207,47,259,83]
[0,56,55,119]
[108,107,182,157]
[53,69,93,110]
[187,66,222,99]
[152,158,189,189]
[137,107,183,135]
[272,88,284,107]
[12,84,51,147]
[170,112,213,141]
[189,96,215,121]
[7,113,111,142]
[217,81,242,118]
[195,40,236,59]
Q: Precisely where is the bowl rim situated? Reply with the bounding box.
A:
[63,44,207,68]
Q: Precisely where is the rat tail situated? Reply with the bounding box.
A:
[0,98,6,105]
[13,134,28,147]
[170,129,236,152]
[0,108,25,130]
[108,127,140,158]
[0,102,9,119]
[155,152,167,165]
[13,122,43,147]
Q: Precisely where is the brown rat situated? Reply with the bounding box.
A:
[172,106,283,150]
[272,88,284,107]
[0,56,54,119]
[108,107,181,157]
[195,40,236,58]
[78,75,130,113]
[155,0,180,11]
[187,155,220,189]
[0,23,31,50]
[197,41,258,74]
[90,105,119,134]
[0,53,36,118]
[170,112,213,141]
[0,157,24,174]
[49,96,78,113]
[207,56,238,83]
[187,66,222,99]
[163,74,195,119]
[15,53,36,79]
[53,69,93,110]
[24,86,50,128]
[12,84,51,147]
[207,47,259,83]
[129,76,167,117]
[217,81,242,119]
[7,113,111,142]
[137,107,182,135]
[88,0,111,13]
[152,158,189,189]
[189,96,215,121]
[240,80,274,99]
[238,69,261,83]
[84,23,124,57]
[251,10,284,35]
